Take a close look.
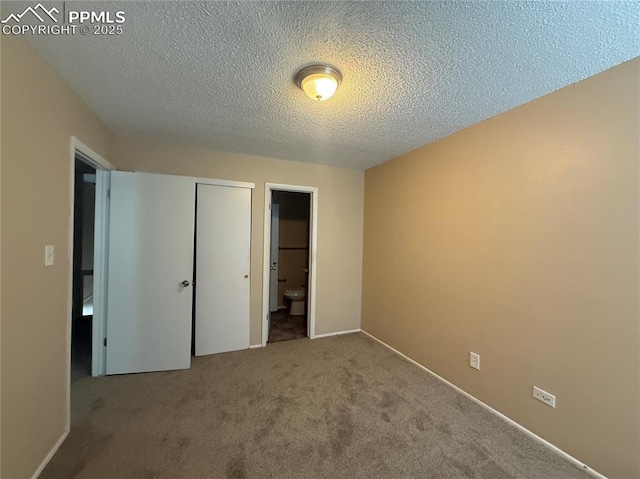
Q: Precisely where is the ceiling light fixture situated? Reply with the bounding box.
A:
[295,64,342,101]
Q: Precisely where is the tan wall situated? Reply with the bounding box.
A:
[273,191,310,307]
[1,36,113,478]
[113,138,364,343]
[362,58,640,478]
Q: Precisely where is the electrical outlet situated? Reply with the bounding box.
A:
[469,352,480,370]
[533,386,556,408]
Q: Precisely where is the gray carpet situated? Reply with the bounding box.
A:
[42,333,589,479]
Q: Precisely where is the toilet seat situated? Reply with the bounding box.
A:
[284,288,305,300]
[284,288,306,315]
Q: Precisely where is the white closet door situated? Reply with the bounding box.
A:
[106,172,195,374]
[195,184,251,356]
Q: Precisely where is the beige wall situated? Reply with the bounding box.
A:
[113,138,364,343]
[362,58,640,478]
[1,36,113,478]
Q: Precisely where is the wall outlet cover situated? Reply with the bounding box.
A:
[533,386,556,408]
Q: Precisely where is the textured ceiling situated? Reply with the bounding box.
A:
[12,1,640,169]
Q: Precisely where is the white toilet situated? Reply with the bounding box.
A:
[284,288,306,316]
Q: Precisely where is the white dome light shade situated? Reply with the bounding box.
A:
[300,73,338,101]
[295,64,342,101]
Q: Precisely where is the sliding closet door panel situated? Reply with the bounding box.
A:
[106,171,195,374]
[195,185,251,356]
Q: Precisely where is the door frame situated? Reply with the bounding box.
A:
[269,203,280,312]
[67,136,114,400]
[262,183,318,346]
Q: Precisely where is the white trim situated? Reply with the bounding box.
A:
[71,136,113,170]
[360,330,607,479]
[313,329,361,339]
[66,144,75,449]
[249,344,264,349]
[262,183,318,346]
[91,170,110,377]
[29,426,69,479]
[195,177,255,189]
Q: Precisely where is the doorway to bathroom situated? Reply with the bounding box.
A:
[262,184,318,346]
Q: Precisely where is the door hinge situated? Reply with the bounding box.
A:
[107,189,111,199]
[104,338,107,347]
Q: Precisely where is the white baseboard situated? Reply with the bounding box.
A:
[249,344,263,349]
[313,328,361,339]
[31,426,69,479]
[360,330,606,479]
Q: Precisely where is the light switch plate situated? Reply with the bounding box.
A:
[470,352,480,370]
[45,245,54,266]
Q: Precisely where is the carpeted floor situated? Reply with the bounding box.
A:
[268,310,307,343]
[42,333,589,479]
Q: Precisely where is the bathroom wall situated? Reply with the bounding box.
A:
[273,191,311,308]
[362,58,639,478]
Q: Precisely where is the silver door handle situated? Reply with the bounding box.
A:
[181,280,190,287]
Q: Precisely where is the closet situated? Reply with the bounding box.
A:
[104,171,252,375]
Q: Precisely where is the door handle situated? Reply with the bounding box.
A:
[180,280,190,287]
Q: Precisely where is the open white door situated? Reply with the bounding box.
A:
[106,172,195,374]
[195,184,251,356]
[269,203,279,312]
